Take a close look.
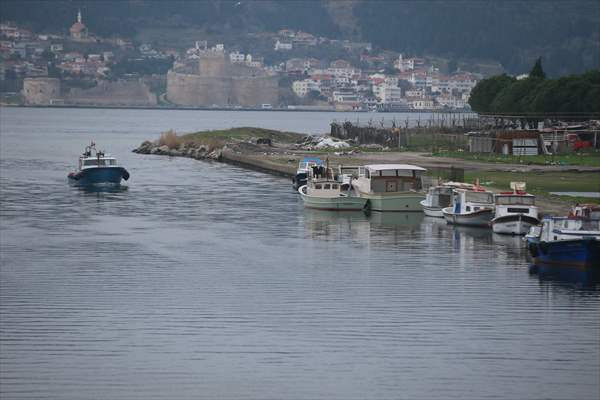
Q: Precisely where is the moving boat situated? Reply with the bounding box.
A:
[68,142,130,185]
[352,164,426,211]
[420,182,469,217]
[292,157,324,190]
[442,184,494,227]
[491,182,539,235]
[299,167,367,211]
[526,214,600,267]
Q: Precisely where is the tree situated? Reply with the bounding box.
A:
[529,57,546,79]
[468,74,515,113]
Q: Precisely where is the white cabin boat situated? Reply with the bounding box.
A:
[420,182,472,217]
[299,176,367,211]
[491,183,539,235]
[352,164,426,211]
[442,185,495,227]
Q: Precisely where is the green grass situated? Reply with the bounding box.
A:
[431,150,600,167]
[181,127,305,143]
[463,170,600,203]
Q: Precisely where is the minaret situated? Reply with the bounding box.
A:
[77,9,82,24]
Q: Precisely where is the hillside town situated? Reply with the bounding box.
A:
[1,10,480,110]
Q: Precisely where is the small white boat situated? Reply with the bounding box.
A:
[420,182,468,217]
[292,157,323,190]
[442,184,495,227]
[352,164,426,211]
[299,179,367,211]
[491,182,539,235]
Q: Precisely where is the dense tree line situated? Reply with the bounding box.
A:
[469,60,600,114]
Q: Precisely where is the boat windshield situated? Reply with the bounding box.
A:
[496,195,535,206]
[466,191,493,204]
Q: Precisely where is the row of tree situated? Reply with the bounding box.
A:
[469,59,600,115]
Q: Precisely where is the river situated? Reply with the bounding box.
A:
[1,107,599,400]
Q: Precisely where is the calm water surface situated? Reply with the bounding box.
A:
[1,107,599,400]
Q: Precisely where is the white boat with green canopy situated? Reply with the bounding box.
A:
[352,164,427,211]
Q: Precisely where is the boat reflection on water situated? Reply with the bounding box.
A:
[492,233,529,259]
[529,263,600,289]
[72,183,129,199]
[302,209,370,242]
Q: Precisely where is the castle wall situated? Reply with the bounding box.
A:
[23,78,61,105]
[65,80,156,106]
[167,70,278,107]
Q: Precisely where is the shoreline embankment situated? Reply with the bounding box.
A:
[132,138,597,216]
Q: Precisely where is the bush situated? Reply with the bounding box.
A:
[158,129,180,149]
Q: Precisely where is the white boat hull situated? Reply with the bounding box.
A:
[358,192,425,212]
[420,200,444,218]
[299,186,367,211]
[442,207,494,227]
[491,214,539,235]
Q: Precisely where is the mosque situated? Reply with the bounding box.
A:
[69,10,88,41]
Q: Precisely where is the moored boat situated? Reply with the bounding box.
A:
[526,215,600,267]
[420,182,470,217]
[299,177,367,211]
[68,142,129,186]
[292,157,324,190]
[491,182,539,235]
[442,184,495,227]
[352,164,426,211]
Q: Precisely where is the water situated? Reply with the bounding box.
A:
[1,107,599,400]
[550,192,600,199]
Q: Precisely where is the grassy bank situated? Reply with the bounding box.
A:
[463,170,600,204]
[157,127,305,150]
[431,150,600,167]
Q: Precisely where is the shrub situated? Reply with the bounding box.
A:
[158,129,180,149]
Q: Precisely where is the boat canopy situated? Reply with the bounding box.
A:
[365,164,427,173]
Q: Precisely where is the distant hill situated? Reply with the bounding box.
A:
[2,0,598,76]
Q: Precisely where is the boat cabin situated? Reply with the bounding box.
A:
[356,164,426,194]
[78,143,117,170]
[305,179,349,198]
[426,186,454,207]
[570,204,600,219]
[539,216,600,242]
[451,188,494,214]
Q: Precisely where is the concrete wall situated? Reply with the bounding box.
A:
[65,80,156,106]
[22,77,61,105]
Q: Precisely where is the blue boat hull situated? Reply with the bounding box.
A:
[527,237,600,267]
[68,167,129,186]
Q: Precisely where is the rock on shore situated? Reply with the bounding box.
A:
[132,140,223,160]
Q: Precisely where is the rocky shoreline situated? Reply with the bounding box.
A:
[132,140,225,161]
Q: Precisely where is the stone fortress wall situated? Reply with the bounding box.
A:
[167,50,278,107]
[22,77,156,106]
[65,80,157,106]
[23,78,61,105]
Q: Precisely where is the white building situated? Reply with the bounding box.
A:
[229,51,245,63]
[373,84,403,105]
[292,79,321,97]
[332,89,359,103]
[275,40,292,51]
[411,99,435,110]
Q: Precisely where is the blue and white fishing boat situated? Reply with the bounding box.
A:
[442,184,495,227]
[526,210,600,267]
[68,142,130,185]
[292,157,324,190]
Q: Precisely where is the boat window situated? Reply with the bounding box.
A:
[508,207,529,214]
[496,195,535,205]
[315,184,322,189]
[331,184,338,189]
[466,206,471,211]
[381,169,396,177]
[324,184,331,190]
[466,192,493,204]
[109,160,116,165]
[365,170,370,178]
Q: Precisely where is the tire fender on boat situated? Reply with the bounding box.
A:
[122,169,130,181]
